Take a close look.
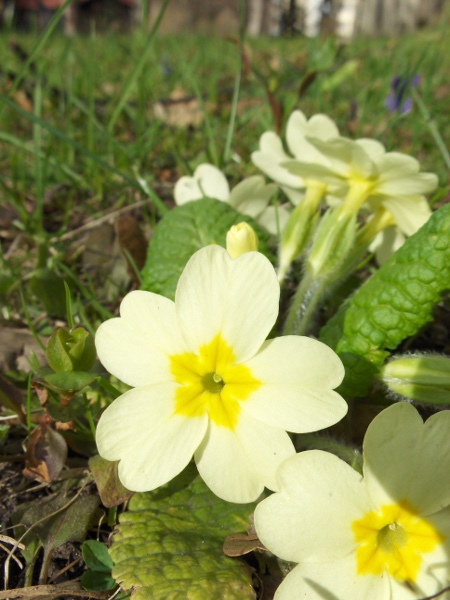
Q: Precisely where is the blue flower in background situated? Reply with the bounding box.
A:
[385,74,421,114]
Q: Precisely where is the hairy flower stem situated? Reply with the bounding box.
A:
[283,272,329,336]
[277,181,326,284]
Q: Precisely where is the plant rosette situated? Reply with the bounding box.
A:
[95,245,347,503]
[254,402,450,599]
[174,163,289,235]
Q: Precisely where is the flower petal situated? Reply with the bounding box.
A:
[286,111,339,163]
[370,227,405,265]
[254,451,369,563]
[356,138,386,160]
[95,290,184,386]
[408,506,450,599]
[96,384,208,492]
[175,245,279,362]
[243,337,347,432]
[381,195,431,236]
[174,164,230,204]
[228,176,276,218]
[273,555,389,600]
[252,131,304,188]
[375,154,438,195]
[194,412,295,503]
[363,402,450,515]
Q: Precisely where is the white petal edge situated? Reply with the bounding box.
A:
[95,291,184,387]
[175,245,279,363]
[363,402,450,515]
[243,337,347,432]
[252,131,304,188]
[381,195,431,236]
[254,450,370,563]
[273,554,389,600]
[96,384,208,492]
[194,413,294,503]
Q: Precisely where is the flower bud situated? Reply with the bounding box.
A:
[47,327,96,373]
[380,354,450,405]
[226,223,258,259]
[307,208,357,279]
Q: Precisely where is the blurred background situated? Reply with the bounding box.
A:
[0,0,448,38]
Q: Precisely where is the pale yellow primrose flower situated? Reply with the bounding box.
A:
[284,137,437,225]
[174,163,289,235]
[251,110,340,204]
[95,245,347,503]
[254,402,450,599]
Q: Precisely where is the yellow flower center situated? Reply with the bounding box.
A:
[352,500,445,584]
[170,333,261,430]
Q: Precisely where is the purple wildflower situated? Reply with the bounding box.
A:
[385,74,421,114]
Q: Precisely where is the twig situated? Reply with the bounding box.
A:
[49,198,152,244]
[47,556,83,584]
[0,582,114,599]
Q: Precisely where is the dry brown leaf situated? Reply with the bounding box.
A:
[23,416,68,483]
[0,328,48,373]
[223,517,267,557]
[153,87,214,128]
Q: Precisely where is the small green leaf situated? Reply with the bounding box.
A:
[110,464,256,600]
[44,371,98,393]
[141,198,273,300]
[82,540,114,572]
[320,204,450,397]
[81,570,117,591]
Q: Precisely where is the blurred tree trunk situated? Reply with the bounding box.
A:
[268,0,283,35]
[246,0,265,35]
[354,0,444,35]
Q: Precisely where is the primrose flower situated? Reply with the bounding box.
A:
[95,245,347,503]
[174,163,288,235]
[284,137,437,214]
[251,110,340,201]
[254,402,450,599]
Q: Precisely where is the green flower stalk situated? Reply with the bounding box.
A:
[277,181,326,283]
[283,207,357,336]
[380,354,450,405]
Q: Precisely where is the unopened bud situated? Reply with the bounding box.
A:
[380,354,450,405]
[47,327,96,373]
[226,222,258,259]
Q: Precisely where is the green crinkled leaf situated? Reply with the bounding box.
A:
[141,198,273,300]
[320,203,450,398]
[109,464,257,600]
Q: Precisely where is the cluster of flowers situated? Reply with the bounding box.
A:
[94,112,449,599]
[175,111,437,279]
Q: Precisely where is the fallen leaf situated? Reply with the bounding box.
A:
[89,455,133,508]
[23,417,68,483]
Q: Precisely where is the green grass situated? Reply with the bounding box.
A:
[0,23,449,332]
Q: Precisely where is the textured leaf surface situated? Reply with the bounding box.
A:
[110,465,257,600]
[141,198,273,300]
[320,203,450,397]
